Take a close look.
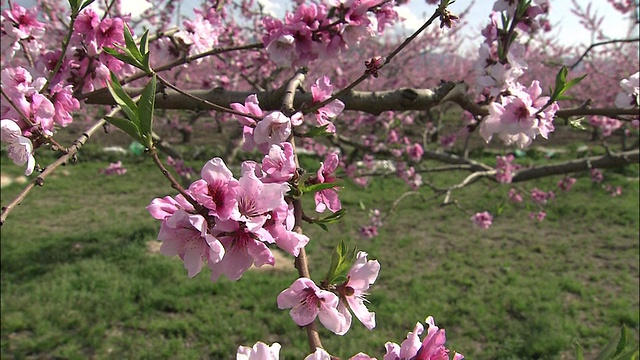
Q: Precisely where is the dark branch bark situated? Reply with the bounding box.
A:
[511,149,639,182]
[82,82,639,118]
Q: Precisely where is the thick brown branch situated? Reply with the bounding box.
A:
[83,81,639,119]
[511,149,639,182]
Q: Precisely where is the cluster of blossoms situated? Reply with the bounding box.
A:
[1,3,45,60]
[278,251,379,335]
[589,116,622,137]
[530,187,554,204]
[557,177,576,192]
[172,8,222,62]
[494,154,519,184]
[100,161,127,176]
[360,208,383,239]
[235,315,463,360]
[147,155,309,281]
[45,7,133,93]
[529,211,546,222]
[471,211,493,229]
[262,0,398,67]
[474,1,559,149]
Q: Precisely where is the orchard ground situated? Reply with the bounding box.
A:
[1,119,638,359]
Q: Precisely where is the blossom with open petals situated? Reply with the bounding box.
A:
[338,251,380,331]
[236,341,281,360]
[277,277,349,335]
[1,119,35,175]
[384,316,464,360]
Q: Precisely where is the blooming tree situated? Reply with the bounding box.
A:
[1,0,638,358]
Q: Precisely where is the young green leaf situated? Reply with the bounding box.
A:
[594,325,627,360]
[104,116,142,143]
[302,124,331,138]
[301,181,340,194]
[79,0,95,11]
[574,342,585,360]
[106,72,138,125]
[123,24,143,64]
[138,75,157,147]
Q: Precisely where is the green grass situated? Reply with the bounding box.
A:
[1,146,638,359]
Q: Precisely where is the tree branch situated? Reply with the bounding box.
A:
[511,149,639,182]
[83,81,639,119]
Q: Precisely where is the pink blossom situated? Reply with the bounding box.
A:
[232,170,288,229]
[231,94,263,127]
[351,353,377,360]
[440,134,456,148]
[146,194,194,221]
[174,9,221,61]
[100,161,127,176]
[157,209,225,278]
[605,184,622,197]
[236,341,281,360]
[277,277,349,335]
[50,83,80,127]
[305,348,332,360]
[471,211,493,229]
[337,251,380,331]
[375,2,398,33]
[557,177,576,191]
[406,143,424,162]
[1,4,45,40]
[508,188,523,203]
[614,72,639,108]
[495,155,518,184]
[311,76,344,133]
[590,168,604,183]
[313,152,342,213]
[530,188,550,204]
[359,225,379,239]
[75,8,100,35]
[95,17,125,48]
[384,316,464,360]
[1,119,35,176]
[479,81,557,148]
[209,219,276,281]
[262,143,297,183]
[264,203,310,257]
[189,157,239,221]
[529,211,546,222]
[254,111,293,150]
[589,116,622,137]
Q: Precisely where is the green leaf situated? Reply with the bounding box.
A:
[302,124,331,138]
[139,30,150,58]
[106,72,138,125]
[68,0,79,13]
[324,240,357,284]
[104,116,142,143]
[301,181,340,194]
[595,325,628,360]
[616,347,639,360]
[575,342,585,360]
[315,208,346,224]
[79,0,95,11]
[138,75,157,147]
[123,24,143,63]
[103,47,141,68]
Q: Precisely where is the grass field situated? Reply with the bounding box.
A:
[1,140,638,359]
